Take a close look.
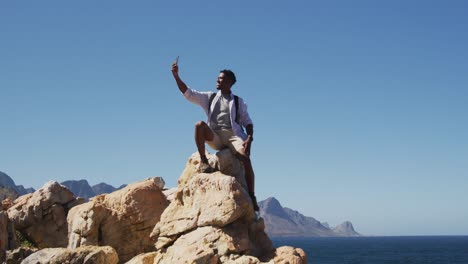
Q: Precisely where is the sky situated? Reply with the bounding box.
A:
[1,1,467,236]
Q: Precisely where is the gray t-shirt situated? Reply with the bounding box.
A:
[210,93,232,130]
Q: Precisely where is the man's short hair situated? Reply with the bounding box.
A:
[220,69,237,85]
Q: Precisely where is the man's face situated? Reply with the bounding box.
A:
[216,72,232,91]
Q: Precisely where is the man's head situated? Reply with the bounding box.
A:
[216,69,237,92]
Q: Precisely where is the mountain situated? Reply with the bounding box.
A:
[0,171,35,200]
[0,171,16,188]
[259,197,361,237]
[92,182,121,195]
[333,221,360,236]
[61,180,125,200]
[61,180,96,200]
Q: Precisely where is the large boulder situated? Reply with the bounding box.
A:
[7,181,84,248]
[21,246,118,264]
[68,177,169,263]
[178,149,247,188]
[140,151,305,264]
[151,173,255,240]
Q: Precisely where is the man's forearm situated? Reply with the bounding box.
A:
[246,124,254,140]
[174,74,188,94]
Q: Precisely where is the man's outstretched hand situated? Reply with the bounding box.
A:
[171,60,179,76]
[171,56,188,94]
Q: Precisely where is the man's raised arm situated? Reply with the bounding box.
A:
[171,58,188,94]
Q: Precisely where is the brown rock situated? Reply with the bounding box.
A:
[273,246,307,264]
[151,173,254,240]
[150,150,280,263]
[178,149,247,188]
[124,252,158,264]
[6,181,83,248]
[68,177,168,263]
[21,246,118,264]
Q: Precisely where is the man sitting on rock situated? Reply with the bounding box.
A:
[171,58,259,211]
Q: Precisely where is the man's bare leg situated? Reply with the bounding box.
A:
[194,121,214,165]
[237,150,259,211]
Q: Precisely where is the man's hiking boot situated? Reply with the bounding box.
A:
[198,162,215,173]
[250,193,260,212]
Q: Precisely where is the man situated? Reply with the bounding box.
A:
[171,59,259,211]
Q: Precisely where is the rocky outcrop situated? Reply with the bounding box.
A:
[136,151,306,264]
[178,149,247,188]
[4,151,307,263]
[21,246,118,264]
[68,177,169,263]
[7,181,84,248]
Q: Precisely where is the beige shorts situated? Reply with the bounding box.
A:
[207,129,244,154]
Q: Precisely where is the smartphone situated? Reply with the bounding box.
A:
[175,56,179,65]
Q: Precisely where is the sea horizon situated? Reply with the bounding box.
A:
[272,236,468,264]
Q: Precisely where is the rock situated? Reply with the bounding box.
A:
[21,246,118,264]
[273,246,307,264]
[124,252,158,264]
[162,187,177,202]
[151,173,254,240]
[68,177,168,263]
[149,151,286,263]
[1,210,18,262]
[178,149,247,188]
[5,247,38,264]
[7,181,83,248]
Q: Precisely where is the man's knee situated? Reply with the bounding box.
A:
[195,121,207,129]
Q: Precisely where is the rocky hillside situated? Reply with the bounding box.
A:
[1,150,307,264]
[259,197,361,237]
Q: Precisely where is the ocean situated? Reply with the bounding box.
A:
[271,236,468,264]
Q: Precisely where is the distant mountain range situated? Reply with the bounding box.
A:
[60,180,126,200]
[2,171,361,237]
[0,171,125,201]
[0,171,35,200]
[259,197,361,237]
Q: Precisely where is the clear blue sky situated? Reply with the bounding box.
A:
[1,1,467,236]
